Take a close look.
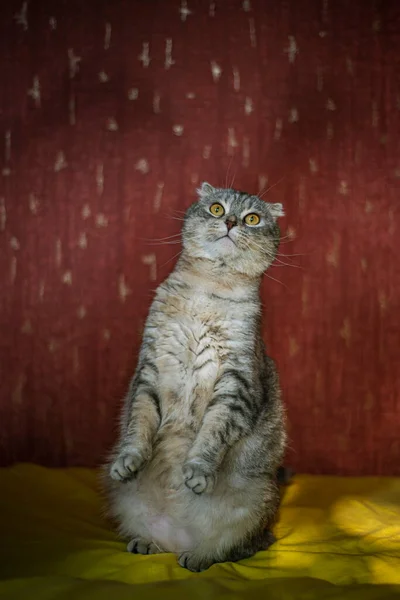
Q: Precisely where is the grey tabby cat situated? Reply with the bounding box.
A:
[104,182,287,572]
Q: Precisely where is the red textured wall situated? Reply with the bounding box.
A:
[1,0,399,475]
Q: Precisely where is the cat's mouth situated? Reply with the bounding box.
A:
[216,234,237,247]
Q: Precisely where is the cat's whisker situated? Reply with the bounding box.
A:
[258,175,286,199]
[263,271,288,289]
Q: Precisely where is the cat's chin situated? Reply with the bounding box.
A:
[215,235,237,252]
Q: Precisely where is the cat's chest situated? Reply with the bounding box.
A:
[152,292,237,392]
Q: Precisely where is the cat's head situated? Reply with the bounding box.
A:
[182,182,284,277]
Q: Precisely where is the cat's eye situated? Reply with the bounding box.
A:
[210,203,225,217]
[244,213,260,226]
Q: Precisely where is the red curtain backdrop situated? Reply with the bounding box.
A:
[0,0,399,474]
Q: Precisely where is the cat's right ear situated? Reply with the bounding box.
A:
[197,182,216,198]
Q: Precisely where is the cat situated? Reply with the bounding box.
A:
[103,182,287,572]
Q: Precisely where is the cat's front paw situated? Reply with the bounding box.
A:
[110,448,145,482]
[183,459,215,494]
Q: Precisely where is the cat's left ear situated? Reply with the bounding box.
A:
[269,203,285,221]
[197,182,216,198]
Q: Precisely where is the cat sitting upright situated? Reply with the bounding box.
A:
[104,182,287,572]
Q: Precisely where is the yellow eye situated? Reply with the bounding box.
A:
[210,203,225,217]
[244,213,260,226]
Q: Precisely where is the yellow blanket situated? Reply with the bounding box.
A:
[0,465,399,599]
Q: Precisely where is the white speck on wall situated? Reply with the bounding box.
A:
[49,16,57,30]
[73,346,80,373]
[119,274,131,302]
[128,87,139,100]
[316,67,324,92]
[96,164,104,196]
[95,213,108,228]
[285,36,298,64]
[372,102,379,128]
[2,167,11,176]
[135,158,150,174]
[322,0,329,22]
[346,57,354,76]
[326,98,336,111]
[186,91,196,99]
[14,1,28,30]
[242,136,250,168]
[48,339,57,353]
[338,180,348,195]
[62,270,72,285]
[10,237,20,251]
[103,329,111,340]
[21,319,33,334]
[179,0,192,21]
[5,130,11,162]
[173,124,184,136]
[165,39,175,70]
[372,19,381,32]
[289,107,299,123]
[78,232,88,249]
[274,118,283,141]
[365,200,373,214]
[258,174,268,191]
[153,92,161,114]
[319,30,327,38]
[248,18,257,48]
[211,60,222,82]
[99,71,109,82]
[10,256,17,283]
[244,97,253,115]
[82,204,91,219]
[104,22,112,49]
[55,239,62,267]
[138,42,151,68]
[191,173,199,184]
[39,281,45,300]
[227,128,238,155]
[309,158,318,173]
[209,1,216,16]
[394,167,400,178]
[327,121,334,140]
[69,94,76,125]
[54,151,67,172]
[202,145,212,159]
[154,181,164,212]
[142,254,157,282]
[68,48,81,79]
[287,225,297,240]
[242,0,251,11]
[77,305,86,319]
[107,117,118,131]
[27,76,41,107]
[0,197,6,231]
[232,67,240,91]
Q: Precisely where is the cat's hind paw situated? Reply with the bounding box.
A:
[110,449,145,481]
[127,538,161,555]
[178,551,213,572]
[183,460,215,494]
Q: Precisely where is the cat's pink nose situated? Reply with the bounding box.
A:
[226,217,237,231]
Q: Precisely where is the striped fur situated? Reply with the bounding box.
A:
[104,183,287,571]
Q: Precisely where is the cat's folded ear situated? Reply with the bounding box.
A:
[268,203,285,221]
[197,182,216,198]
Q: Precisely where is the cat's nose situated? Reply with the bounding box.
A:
[225,216,237,231]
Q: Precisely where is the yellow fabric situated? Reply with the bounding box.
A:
[0,465,399,599]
